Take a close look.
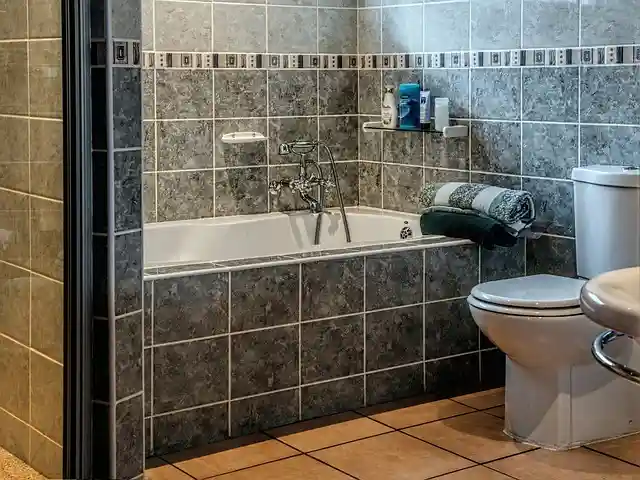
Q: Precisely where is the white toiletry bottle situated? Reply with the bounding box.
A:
[381,86,397,128]
[434,97,449,132]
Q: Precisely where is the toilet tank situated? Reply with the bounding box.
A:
[572,166,640,279]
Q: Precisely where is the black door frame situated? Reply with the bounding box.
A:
[62,0,93,477]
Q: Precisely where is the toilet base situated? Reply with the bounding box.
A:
[504,350,640,450]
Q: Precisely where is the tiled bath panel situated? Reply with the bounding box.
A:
[142,241,504,456]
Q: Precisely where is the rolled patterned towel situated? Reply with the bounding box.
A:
[419,182,536,227]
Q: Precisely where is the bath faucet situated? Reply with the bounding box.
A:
[270,140,352,244]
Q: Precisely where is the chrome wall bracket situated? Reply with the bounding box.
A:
[592,330,640,385]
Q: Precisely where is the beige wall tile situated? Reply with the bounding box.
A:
[0,336,29,422]
[30,197,63,281]
[0,262,30,345]
[30,354,63,444]
[30,275,63,363]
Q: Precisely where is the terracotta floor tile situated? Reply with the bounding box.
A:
[268,412,392,452]
[488,447,640,479]
[588,433,640,467]
[484,406,505,419]
[363,398,474,429]
[214,455,351,479]
[145,457,193,480]
[311,431,473,480]
[432,465,515,479]
[453,388,505,410]
[161,434,298,479]
[404,411,534,463]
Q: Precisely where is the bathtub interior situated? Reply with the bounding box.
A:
[144,207,429,267]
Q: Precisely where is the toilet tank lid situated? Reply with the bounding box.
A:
[572,165,640,188]
[470,275,586,309]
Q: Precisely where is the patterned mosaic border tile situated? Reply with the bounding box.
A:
[136,45,640,70]
[91,40,141,67]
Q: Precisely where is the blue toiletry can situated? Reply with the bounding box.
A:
[398,83,420,129]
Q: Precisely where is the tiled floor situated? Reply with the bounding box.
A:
[145,388,640,480]
[0,447,46,480]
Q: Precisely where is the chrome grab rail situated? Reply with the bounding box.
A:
[592,330,640,385]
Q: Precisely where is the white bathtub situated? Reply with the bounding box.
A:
[144,207,432,267]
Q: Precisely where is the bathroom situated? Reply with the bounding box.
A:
[1,0,640,478]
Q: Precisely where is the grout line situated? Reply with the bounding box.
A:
[582,446,640,469]
[0,406,63,449]
[363,257,367,405]
[0,332,64,367]
[298,263,303,420]
[227,271,232,435]
[115,390,144,405]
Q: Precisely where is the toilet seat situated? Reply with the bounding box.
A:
[469,274,585,317]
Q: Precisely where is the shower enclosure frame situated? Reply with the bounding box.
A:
[62,0,94,477]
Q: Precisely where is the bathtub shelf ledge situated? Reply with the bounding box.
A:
[362,121,468,138]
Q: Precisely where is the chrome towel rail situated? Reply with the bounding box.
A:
[592,330,640,385]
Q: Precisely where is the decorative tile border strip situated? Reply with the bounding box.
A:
[91,40,141,67]
[138,45,640,70]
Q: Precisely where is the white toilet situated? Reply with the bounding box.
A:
[468,165,640,450]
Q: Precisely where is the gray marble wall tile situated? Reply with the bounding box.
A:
[111,0,140,39]
[469,172,520,189]
[381,5,422,54]
[424,1,469,52]
[231,265,298,331]
[424,299,478,360]
[425,353,480,399]
[383,69,421,89]
[322,162,359,207]
[366,305,422,371]
[301,376,364,420]
[268,70,318,117]
[358,8,381,54]
[319,116,358,161]
[144,280,153,345]
[301,315,364,383]
[423,70,470,119]
[424,133,469,171]
[114,150,142,232]
[366,251,422,310]
[526,235,576,277]
[142,0,152,50]
[522,178,574,236]
[523,67,578,122]
[115,395,144,479]
[301,257,364,320]
[470,0,521,50]
[481,240,525,282]
[471,69,521,120]
[580,125,640,169]
[215,167,268,216]
[480,349,505,389]
[424,167,469,184]
[112,68,142,149]
[581,66,640,125]
[319,8,357,54]
[215,119,267,168]
[213,4,266,53]
[522,0,578,48]
[114,231,142,316]
[359,162,382,208]
[115,312,143,400]
[157,170,214,221]
[157,121,213,171]
[522,123,578,179]
[154,273,228,344]
[471,121,521,175]
[267,7,317,53]
[425,244,479,301]
[580,0,640,47]
[382,131,423,166]
[214,70,267,118]
[231,326,298,398]
[269,164,309,212]
[359,70,381,115]
[366,363,423,405]
[145,419,152,457]
[155,1,212,52]
[142,70,154,120]
[144,349,151,415]
[269,117,318,163]
[156,70,213,119]
[143,173,156,223]
[319,71,358,115]
[153,403,228,455]
[143,121,155,171]
[359,117,382,163]
[321,0,356,7]
[154,337,228,413]
[231,390,299,437]
[382,164,423,213]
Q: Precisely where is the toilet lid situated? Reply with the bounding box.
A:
[470,275,586,309]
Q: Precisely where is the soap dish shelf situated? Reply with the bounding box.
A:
[362,121,468,139]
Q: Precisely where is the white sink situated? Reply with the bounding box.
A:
[581,267,640,337]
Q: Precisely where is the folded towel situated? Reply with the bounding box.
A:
[419,182,536,227]
[420,210,519,250]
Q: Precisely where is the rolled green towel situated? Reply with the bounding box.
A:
[420,210,519,250]
[419,182,535,228]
